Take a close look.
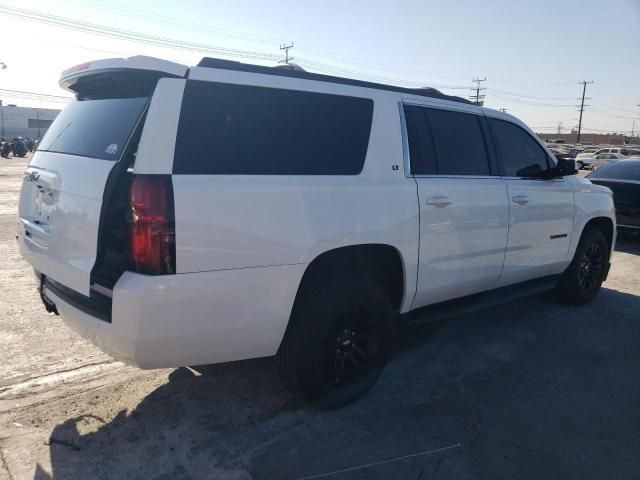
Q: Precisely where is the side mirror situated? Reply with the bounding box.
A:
[553,157,578,176]
[539,157,577,178]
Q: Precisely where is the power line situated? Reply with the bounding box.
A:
[294,58,469,90]
[591,99,639,114]
[69,0,284,46]
[489,94,575,107]
[588,108,637,120]
[0,4,280,62]
[74,0,473,82]
[486,88,575,101]
[0,88,72,103]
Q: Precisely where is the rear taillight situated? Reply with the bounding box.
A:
[127,175,176,275]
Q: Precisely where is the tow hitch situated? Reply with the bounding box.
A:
[39,275,59,315]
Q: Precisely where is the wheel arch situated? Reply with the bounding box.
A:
[278,242,406,358]
[294,244,406,312]
[581,216,615,256]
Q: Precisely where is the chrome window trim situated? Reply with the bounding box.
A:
[412,175,499,180]
[398,101,412,178]
[501,176,567,183]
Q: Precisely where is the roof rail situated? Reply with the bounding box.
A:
[196,57,472,105]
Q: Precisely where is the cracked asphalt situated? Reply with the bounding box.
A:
[1,155,639,479]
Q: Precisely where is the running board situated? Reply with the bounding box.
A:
[401,275,561,327]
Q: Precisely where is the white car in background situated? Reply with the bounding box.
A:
[592,154,640,170]
[578,148,640,169]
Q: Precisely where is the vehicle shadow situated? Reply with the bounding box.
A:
[36,286,640,480]
[615,231,640,254]
[35,358,301,480]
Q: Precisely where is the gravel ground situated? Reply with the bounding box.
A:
[1,156,639,480]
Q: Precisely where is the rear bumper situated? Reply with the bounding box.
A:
[43,265,306,369]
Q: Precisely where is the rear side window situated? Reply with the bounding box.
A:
[173,81,373,175]
[426,108,490,175]
[38,97,148,160]
[404,106,437,175]
[589,162,640,180]
[404,105,490,175]
[488,118,549,177]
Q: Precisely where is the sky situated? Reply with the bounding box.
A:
[0,0,638,134]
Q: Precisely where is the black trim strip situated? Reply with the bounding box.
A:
[196,57,472,105]
[44,277,112,323]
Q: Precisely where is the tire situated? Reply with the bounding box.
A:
[577,161,584,170]
[556,227,609,304]
[279,273,395,406]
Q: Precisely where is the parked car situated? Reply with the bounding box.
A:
[17,56,616,405]
[590,152,630,169]
[579,149,640,169]
[587,160,640,233]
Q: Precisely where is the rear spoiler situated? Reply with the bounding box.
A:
[59,56,189,93]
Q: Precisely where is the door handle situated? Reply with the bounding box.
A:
[426,196,452,208]
[512,195,530,205]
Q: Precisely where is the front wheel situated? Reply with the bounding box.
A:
[279,274,394,406]
[556,227,609,304]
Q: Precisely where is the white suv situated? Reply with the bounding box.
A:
[18,56,616,404]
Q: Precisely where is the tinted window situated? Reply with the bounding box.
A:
[404,106,437,175]
[426,109,490,175]
[174,81,373,175]
[38,97,148,160]
[489,119,549,177]
[589,162,640,180]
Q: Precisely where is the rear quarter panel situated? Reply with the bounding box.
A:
[140,71,419,313]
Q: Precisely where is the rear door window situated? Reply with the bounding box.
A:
[488,118,550,177]
[426,108,490,175]
[404,105,437,175]
[173,81,374,175]
[38,97,148,160]
[404,105,490,175]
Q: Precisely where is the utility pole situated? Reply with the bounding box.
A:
[36,109,41,138]
[0,100,4,138]
[469,77,486,106]
[279,43,294,64]
[576,80,593,144]
[0,62,6,137]
[557,121,563,134]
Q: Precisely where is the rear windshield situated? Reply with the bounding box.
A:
[589,162,640,181]
[38,97,148,160]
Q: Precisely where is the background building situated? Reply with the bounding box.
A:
[536,132,639,146]
[0,102,60,139]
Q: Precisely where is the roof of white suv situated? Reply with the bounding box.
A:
[59,55,473,105]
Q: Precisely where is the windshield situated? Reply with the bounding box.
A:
[589,162,640,180]
[38,97,148,160]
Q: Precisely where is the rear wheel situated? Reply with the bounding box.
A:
[556,227,609,304]
[279,274,394,406]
